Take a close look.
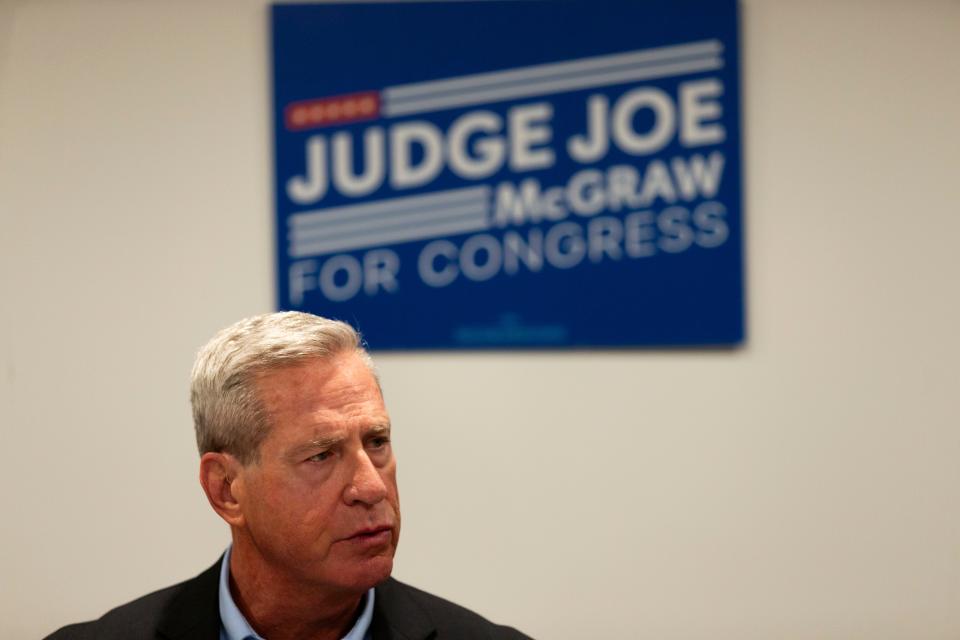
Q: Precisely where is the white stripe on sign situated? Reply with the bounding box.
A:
[289,186,489,228]
[382,39,723,116]
[290,215,490,258]
[385,40,721,101]
[288,185,492,258]
[291,201,487,243]
[384,59,725,117]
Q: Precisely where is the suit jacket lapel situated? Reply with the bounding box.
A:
[150,561,432,640]
[156,559,223,639]
[371,578,436,640]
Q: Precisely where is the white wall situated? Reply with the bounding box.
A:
[2,1,959,638]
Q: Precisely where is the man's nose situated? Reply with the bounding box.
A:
[343,450,388,506]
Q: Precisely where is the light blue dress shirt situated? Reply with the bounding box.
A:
[218,546,374,640]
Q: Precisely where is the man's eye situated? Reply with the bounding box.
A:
[369,436,390,449]
[307,451,332,462]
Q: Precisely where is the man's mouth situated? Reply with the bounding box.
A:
[344,525,393,544]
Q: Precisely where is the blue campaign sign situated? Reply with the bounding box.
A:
[272,0,743,349]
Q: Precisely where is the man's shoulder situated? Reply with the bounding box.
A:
[45,581,183,640]
[375,577,533,639]
[44,561,221,640]
[43,563,534,640]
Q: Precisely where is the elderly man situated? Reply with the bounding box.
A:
[47,312,530,640]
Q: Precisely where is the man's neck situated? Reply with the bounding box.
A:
[228,539,365,640]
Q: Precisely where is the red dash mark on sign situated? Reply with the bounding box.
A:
[284,92,381,131]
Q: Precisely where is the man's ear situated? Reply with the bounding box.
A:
[199,452,246,527]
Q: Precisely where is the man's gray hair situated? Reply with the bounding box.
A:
[190,311,371,464]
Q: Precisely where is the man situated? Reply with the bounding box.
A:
[47,312,531,640]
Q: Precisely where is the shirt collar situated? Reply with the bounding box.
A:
[218,546,375,640]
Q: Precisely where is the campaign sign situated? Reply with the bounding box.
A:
[272,0,743,349]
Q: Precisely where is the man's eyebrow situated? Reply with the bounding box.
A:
[366,423,391,436]
[286,424,390,455]
[308,434,343,448]
[286,434,343,459]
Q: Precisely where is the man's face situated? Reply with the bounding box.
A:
[233,351,399,593]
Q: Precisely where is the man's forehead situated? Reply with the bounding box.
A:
[255,352,375,390]
[251,357,389,457]
[253,353,385,416]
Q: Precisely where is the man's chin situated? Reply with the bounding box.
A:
[331,555,394,593]
[362,554,394,584]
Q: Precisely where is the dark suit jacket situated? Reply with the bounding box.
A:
[45,560,532,639]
